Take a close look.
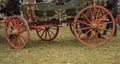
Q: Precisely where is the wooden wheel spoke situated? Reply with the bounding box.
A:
[96,8,101,19]
[18,35,26,45]
[104,22,112,24]
[100,13,109,20]
[40,30,46,37]
[99,28,113,33]
[16,18,21,22]
[76,20,90,26]
[18,26,23,32]
[76,27,91,31]
[89,8,94,17]
[13,41,17,46]
[13,37,17,46]
[17,37,21,48]
[9,22,15,30]
[13,19,18,28]
[97,29,107,40]
[81,12,91,22]
[12,18,23,29]
[50,27,57,30]
[18,23,24,30]
[45,31,47,40]
[87,35,95,44]
[37,28,44,32]
[7,27,14,31]
[95,32,99,44]
[84,29,92,35]
[48,31,52,39]
[97,19,109,21]
[49,30,55,35]
[9,35,16,42]
[19,28,28,33]
[19,34,28,39]
[79,29,92,38]
[97,15,108,23]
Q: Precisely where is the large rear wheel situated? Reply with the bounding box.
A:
[74,5,115,46]
[70,22,75,35]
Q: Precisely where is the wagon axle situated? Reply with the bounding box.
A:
[91,23,99,29]
[12,29,19,35]
[45,27,50,31]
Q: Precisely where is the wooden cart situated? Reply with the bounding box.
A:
[0,0,116,48]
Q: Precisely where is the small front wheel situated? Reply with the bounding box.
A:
[5,15,30,48]
[36,26,59,41]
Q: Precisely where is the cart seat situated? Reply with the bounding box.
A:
[34,10,55,17]
[34,10,44,16]
[60,1,81,10]
[33,1,81,11]
[20,0,82,19]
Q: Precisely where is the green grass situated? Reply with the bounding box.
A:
[0,25,120,64]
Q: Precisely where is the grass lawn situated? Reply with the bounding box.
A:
[0,25,120,64]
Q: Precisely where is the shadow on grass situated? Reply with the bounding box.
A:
[0,35,10,49]
[0,33,83,49]
[26,36,120,49]
[0,34,118,49]
[0,36,6,43]
[26,38,84,49]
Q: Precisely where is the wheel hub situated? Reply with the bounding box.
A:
[45,27,50,31]
[91,23,98,29]
[13,29,19,35]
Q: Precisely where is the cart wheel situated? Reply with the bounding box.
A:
[36,26,59,41]
[74,5,115,46]
[5,15,30,48]
[70,22,81,36]
[70,22,75,35]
